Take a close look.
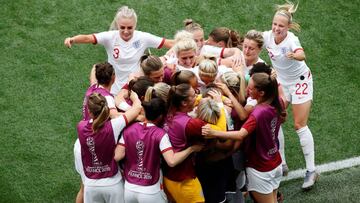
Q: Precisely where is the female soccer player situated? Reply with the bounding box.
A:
[64,6,173,95]
[263,1,318,189]
[114,97,202,203]
[76,92,142,203]
[203,72,286,203]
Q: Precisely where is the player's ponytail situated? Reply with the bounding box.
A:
[88,93,110,133]
[275,1,301,32]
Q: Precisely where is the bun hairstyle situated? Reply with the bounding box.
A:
[275,1,300,32]
[142,98,167,121]
[109,6,137,30]
[183,19,203,33]
[95,62,114,86]
[209,27,244,48]
[87,93,110,133]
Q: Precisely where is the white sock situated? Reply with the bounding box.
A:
[297,126,316,172]
[278,125,286,165]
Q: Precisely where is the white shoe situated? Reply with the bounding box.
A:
[302,170,319,190]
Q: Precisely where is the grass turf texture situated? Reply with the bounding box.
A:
[0,0,359,202]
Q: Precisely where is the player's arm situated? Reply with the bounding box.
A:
[162,39,175,49]
[114,144,125,161]
[202,124,249,141]
[162,145,203,167]
[64,34,96,48]
[287,49,305,61]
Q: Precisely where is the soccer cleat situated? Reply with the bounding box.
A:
[282,164,289,176]
[302,170,319,190]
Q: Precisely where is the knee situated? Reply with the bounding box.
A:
[294,122,307,130]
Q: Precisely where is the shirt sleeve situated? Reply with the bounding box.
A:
[185,118,206,138]
[93,31,114,47]
[290,34,303,52]
[262,31,271,48]
[142,31,165,49]
[242,114,256,134]
[105,95,116,110]
[111,115,127,141]
[200,45,223,57]
[246,97,258,107]
[160,134,173,153]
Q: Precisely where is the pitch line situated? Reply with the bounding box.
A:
[282,156,360,181]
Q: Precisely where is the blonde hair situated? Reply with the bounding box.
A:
[197,98,221,124]
[183,19,203,33]
[109,6,137,30]
[275,1,300,32]
[144,82,170,102]
[173,38,197,56]
[198,59,218,79]
[174,30,194,42]
[88,93,110,133]
[221,71,246,105]
[244,30,264,49]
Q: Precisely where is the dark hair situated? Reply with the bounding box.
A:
[209,27,243,48]
[167,83,192,112]
[142,98,167,121]
[249,62,272,76]
[140,54,163,76]
[128,76,154,101]
[87,93,110,132]
[251,73,284,117]
[95,62,114,85]
[171,70,196,86]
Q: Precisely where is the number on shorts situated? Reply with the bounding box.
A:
[113,48,119,59]
[295,83,308,95]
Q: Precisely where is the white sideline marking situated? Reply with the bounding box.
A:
[282,156,360,181]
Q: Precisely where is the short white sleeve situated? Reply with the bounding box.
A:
[94,31,117,47]
[105,96,116,109]
[290,35,303,52]
[111,115,127,141]
[246,97,258,107]
[262,31,271,48]
[159,134,172,152]
[141,32,164,49]
[200,45,224,58]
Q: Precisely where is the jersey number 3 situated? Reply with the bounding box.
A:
[113,48,120,59]
[295,83,308,95]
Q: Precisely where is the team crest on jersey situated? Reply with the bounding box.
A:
[281,47,287,55]
[133,40,141,49]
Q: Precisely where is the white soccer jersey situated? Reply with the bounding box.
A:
[200,45,225,58]
[94,30,165,95]
[263,31,309,85]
